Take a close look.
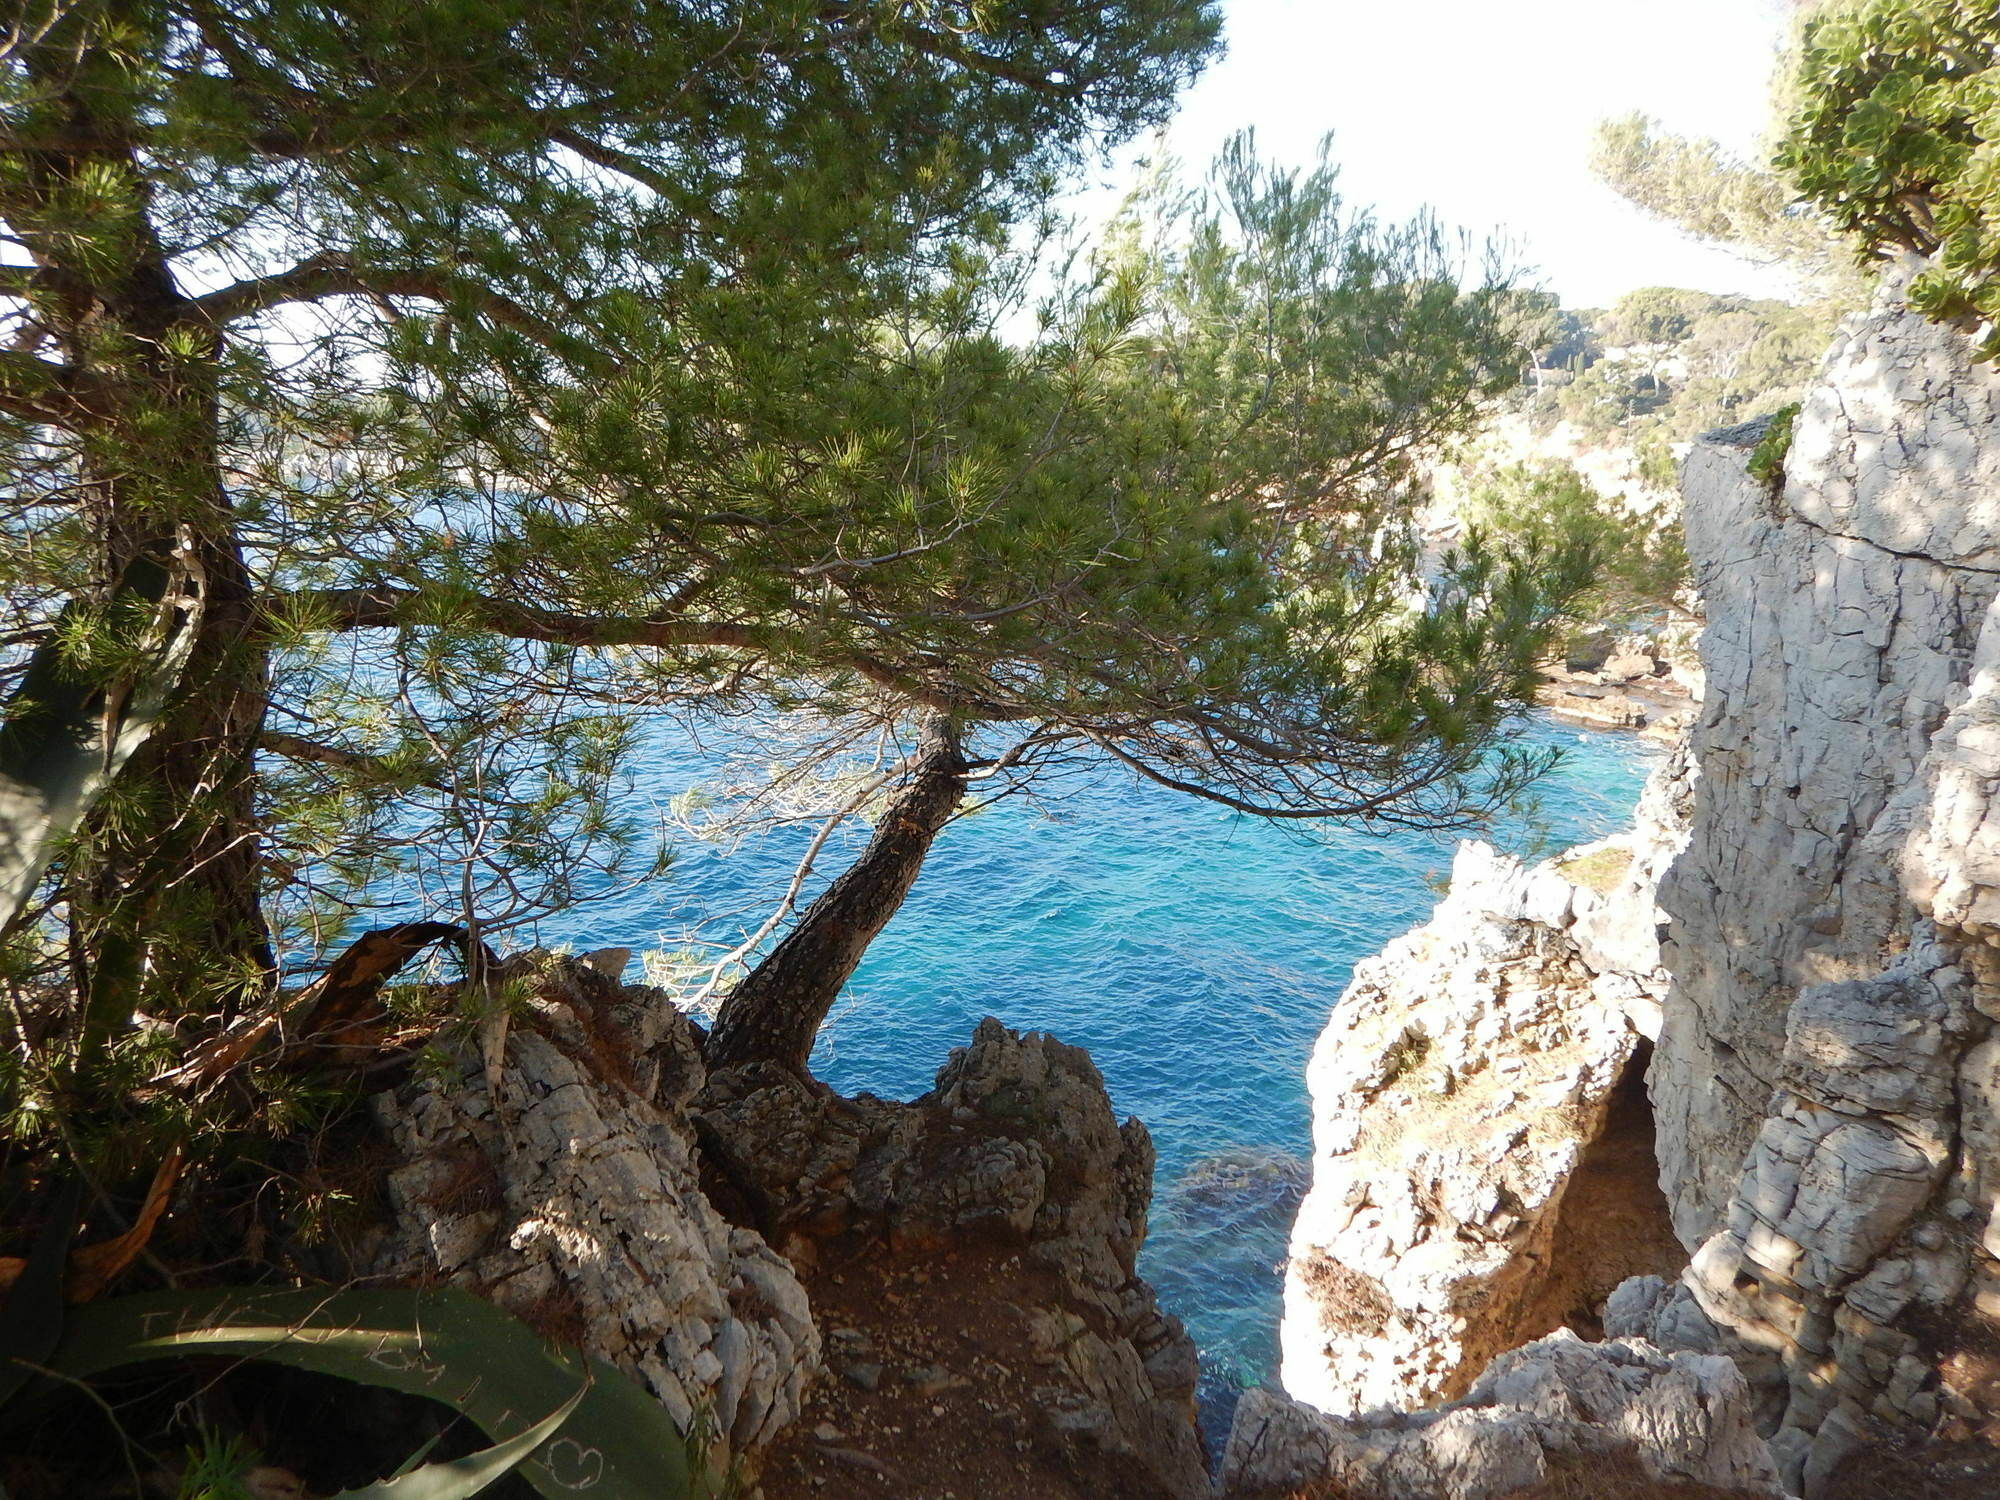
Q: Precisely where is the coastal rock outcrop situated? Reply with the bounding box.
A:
[1225,1328,1784,1500]
[1538,624,1702,743]
[696,1016,1210,1498]
[362,962,1204,1494]
[362,954,820,1458]
[1261,269,2000,1498]
[1277,744,1693,1418]
[1644,273,2000,1489]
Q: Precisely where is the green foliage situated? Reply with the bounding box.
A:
[1463,462,1687,625]
[0,552,198,929]
[1591,112,1856,294]
[0,0,1225,1131]
[1525,286,1833,468]
[22,1285,696,1498]
[1779,0,2000,355]
[1749,403,1802,489]
[0,0,1590,1221]
[1599,286,1721,350]
[176,1430,262,1500]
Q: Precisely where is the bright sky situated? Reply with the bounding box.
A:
[1076,0,1800,310]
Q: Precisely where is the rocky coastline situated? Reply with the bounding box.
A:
[1224,268,2000,1498]
[317,269,2000,1500]
[349,956,1204,1497]
[1536,627,1700,744]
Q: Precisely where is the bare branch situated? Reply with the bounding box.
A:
[890,25,1086,98]
[0,345,80,422]
[193,253,562,346]
[258,730,448,793]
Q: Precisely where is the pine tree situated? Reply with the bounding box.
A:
[1,9,1591,1122]
[0,0,1217,1129]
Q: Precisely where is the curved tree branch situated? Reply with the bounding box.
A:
[278,586,1039,721]
[193,253,561,346]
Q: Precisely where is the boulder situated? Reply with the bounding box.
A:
[1223,1330,1785,1499]
[363,955,819,1459]
[1278,744,1694,1418]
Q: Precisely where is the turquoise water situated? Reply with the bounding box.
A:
[545,717,1656,1432]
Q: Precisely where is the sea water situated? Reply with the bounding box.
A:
[545,716,1658,1432]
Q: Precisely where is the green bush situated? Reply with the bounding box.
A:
[1748,403,1801,490]
[1463,462,1688,625]
[1780,0,2000,355]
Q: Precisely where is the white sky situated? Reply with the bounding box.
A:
[1073,0,1800,310]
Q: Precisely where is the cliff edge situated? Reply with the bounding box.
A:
[1651,268,2000,1492]
[1245,268,2000,1499]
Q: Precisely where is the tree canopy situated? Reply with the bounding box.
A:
[1590,111,1852,293]
[0,2,1592,1178]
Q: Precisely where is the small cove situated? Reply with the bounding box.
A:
[543,716,1659,1428]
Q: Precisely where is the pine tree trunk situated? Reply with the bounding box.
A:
[68,418,274,1052]
[705,715,968,1075]
[10,17,275,1052]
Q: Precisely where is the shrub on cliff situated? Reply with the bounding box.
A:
[1780,0,2000,355]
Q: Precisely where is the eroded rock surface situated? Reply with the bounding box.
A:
[1640,269,2000,1491]
[1225,1329,1784,1500]
[364,955,819,1458]
[1278,744,1693,1418]
[697,1016,1210,1499]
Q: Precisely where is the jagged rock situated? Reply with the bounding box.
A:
[1653,264,2000,1490]
[698,1016,1210,1499]
[363,955,818,1458]
[1277,746,1693,1419]
[1222,1330,1785,1499]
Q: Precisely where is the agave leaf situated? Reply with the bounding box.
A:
[0,549,202,932]
[0,1179,82,1409]
[331,1373,587,1499]
[41,1286,692,1498]
[384,1429,447,1481]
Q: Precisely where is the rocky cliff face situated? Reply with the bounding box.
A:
[1249,271,2000,1499]
[1277,747,1693,1419]
[697,1017,1210,1497]
[356,956,1204,1494]
[1226,1327,1784,1500]
[362,955,822,1460]
[1650,275,2000,1490]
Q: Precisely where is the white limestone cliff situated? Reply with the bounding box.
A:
[1277,742,1694,1418]
[1226,1329,1784,1500]
[363,955,822,1459]
[1646,271,2000,1492]
[1249,268,2000,1499]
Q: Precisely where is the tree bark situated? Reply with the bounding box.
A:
[705,714,968,1075]
[6,12,275,1054]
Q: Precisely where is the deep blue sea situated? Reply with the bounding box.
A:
[541,717,1656,1431]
